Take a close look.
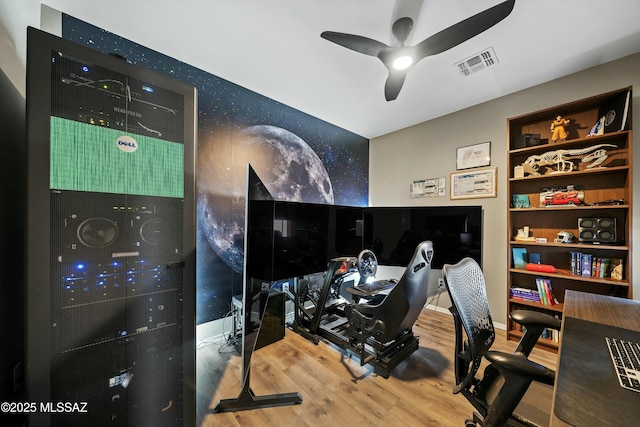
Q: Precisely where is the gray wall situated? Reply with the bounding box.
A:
[370,52,640,324]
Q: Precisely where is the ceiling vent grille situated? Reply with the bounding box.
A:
[456,47,498,76]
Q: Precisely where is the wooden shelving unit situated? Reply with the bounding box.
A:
[506,87,633,351]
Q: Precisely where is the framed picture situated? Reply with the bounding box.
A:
[456,141,491,170]
[410,177,446,198]
[450,167,497,200]
[512,247,528,268]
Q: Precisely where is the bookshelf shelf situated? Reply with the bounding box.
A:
[506,87,633,352]
[509,268,630,286]
[508,240,629,251]
[508,298,564,313]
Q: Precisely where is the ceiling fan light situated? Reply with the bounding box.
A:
[392,55,413,70]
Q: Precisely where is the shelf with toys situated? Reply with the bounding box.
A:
[506,87,632,352]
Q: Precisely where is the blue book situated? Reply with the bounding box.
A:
[581,254,592,277]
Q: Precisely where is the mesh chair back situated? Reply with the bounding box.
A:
[443,257,495,385]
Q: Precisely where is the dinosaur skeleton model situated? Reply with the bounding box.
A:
[521,144,617,176]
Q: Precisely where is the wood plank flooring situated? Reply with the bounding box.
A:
[196,307,557,427]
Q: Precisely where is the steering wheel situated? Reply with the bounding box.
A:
[357,249,378,278]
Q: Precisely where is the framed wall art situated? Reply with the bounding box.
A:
[456,141,491,170]
[450,167,497,200]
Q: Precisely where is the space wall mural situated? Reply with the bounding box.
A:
[62,14,370,324]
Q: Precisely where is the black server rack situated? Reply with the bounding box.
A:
[26,27,196,427]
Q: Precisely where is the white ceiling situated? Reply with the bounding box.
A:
[42,0,640,139]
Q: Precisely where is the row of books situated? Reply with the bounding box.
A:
[569,252,624,280]
[535,277,559,306]
[510,320,561,343]
[510,286,540,302]
[510,277,559,306]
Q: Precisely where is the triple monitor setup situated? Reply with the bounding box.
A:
[215,164,483,412]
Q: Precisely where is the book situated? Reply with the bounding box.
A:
[581,254,592,277]
[570,251,580,275]
[610,258,624,280]
[543,278,558,305]
[536,277,548,305]
[600,258,611,278]
[598,90,631,133]
[510,287,540,302]
[512,247,527,269]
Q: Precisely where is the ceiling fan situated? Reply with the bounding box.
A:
[321,0,516,101]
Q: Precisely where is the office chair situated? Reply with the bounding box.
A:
[344,240,433,371]
[442,257,561,427]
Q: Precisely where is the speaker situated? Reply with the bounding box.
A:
[52,190,183,262]
[514,133,544,148]
[578,217,617,243]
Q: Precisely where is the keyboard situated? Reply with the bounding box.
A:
[606,336,640,392]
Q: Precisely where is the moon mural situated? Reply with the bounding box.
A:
[198,124,334,273]
[63,15,369,324]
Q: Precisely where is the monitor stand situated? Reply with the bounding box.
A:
[213,367,302,412]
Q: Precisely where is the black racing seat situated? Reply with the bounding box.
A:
[343,241,434,369]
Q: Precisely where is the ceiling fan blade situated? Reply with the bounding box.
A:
[321,31,390,57]
[415,0,515,58]
[384,72,407,101]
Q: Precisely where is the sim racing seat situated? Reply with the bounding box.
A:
[442,257,561,427]
[343,240,434,376]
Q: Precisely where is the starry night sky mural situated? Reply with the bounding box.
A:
[62,14,370,324]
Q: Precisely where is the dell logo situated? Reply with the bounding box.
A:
[116,136,138,153]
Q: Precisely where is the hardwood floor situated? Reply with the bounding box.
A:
[196,307,557,427]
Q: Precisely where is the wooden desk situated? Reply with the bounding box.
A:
[550,290,640,426]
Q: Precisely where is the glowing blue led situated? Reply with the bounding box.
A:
[82,65,89,72]
[76,263,85,270]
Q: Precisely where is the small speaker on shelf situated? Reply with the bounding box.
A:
[578,217,617,244]
[514,134,544,149]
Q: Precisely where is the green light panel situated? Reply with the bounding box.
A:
[50,117,184,197]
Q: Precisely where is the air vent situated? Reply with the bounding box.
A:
[455,47,498,76]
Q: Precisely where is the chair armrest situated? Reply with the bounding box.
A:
[510,309,562,330]
[510,310,562,355]
[485,350,555,386]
